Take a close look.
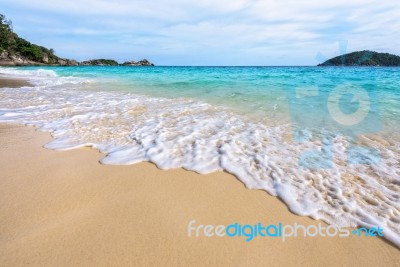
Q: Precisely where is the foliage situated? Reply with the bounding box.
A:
[319,50,400,66]
[0,13,59,63]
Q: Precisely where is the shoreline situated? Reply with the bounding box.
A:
[0,123,399,266]
[1,75,399,266]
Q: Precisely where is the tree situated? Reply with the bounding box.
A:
[7,19,13,32]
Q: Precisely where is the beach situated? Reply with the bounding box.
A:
[2,0,400,264]
[0,76,31,88]
[0,72,399,266]
[1,122,399,266]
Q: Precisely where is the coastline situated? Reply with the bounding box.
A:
[0,123,399,266]
[1,75,399,266]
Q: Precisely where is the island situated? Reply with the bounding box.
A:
[318,50,400,66]
[0,14,154,67]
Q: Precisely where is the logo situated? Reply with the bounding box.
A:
[188,220,384,242]
[287,41,381,169]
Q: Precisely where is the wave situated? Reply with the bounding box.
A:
[0,67,58,77]
[1,67,399,247]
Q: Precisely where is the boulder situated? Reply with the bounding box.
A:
[68,60,79,66]
[42,53,49,63]
[0,51,9,60]
[58,59,67,66]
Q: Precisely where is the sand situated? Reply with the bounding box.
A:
[0,76,31,88]
[0,76,399,266]
[0,123,399,266]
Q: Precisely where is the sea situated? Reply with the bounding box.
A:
[0,66,399,246]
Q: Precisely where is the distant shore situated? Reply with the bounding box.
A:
[0,76,399,266]
[0,53,154,67]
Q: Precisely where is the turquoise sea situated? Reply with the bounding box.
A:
[12,66,400,130]
[0,66,399,246]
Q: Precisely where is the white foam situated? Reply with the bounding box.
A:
[1,67,399,247]
[0,67,58,78]
[0,67,89,87]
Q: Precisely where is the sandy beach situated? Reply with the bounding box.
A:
[0,76,31,88]
[2,0,400,263]
[0,76,399,266]
[0,126,399,266]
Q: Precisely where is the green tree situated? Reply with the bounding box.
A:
[0,13,61,63]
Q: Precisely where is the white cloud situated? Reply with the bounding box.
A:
[1,0,399,65]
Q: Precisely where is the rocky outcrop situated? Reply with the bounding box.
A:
[68,60,79,66]
[122,59,154,66]
[0,54,154,67]
[0,52,79,66]
[1,13,154,67]
[0,51,43,66]
[79,58,155,66]
[42,53,49,63]
[57,58,79,66]
[80,59,119,66]
[0,38,151,67]
[0,51,14,66]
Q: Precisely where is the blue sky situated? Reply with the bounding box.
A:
[1,0,399,65]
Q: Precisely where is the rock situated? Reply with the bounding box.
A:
[0,51,9,60]
[42,53,49,63]
[10,55,24,64]
[122,59,154,66]
[0,51,14,65]
[80,59,119,66]
[0,52,27,66]
[0,51,154,67]
[139,59,154,66]
[68,60,79,66]
[57,59,67,66]
[0,59,15,66]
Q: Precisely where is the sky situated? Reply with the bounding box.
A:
[1,0,399,66]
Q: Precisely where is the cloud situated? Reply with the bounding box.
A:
[0,0,399,65]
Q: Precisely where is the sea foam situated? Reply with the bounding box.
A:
[0,67,399,247]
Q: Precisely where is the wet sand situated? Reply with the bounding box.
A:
[0,76,31,88]
[0,122,399,266]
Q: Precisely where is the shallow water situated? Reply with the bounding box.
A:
[0,66,399,247]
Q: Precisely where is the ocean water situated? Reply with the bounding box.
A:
[0,66,399,246]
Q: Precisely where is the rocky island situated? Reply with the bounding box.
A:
[0,14,154,67]
[122,59,154,66]
[80,59,119,66]
[80,59,154,66]
[318,50,400,66]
